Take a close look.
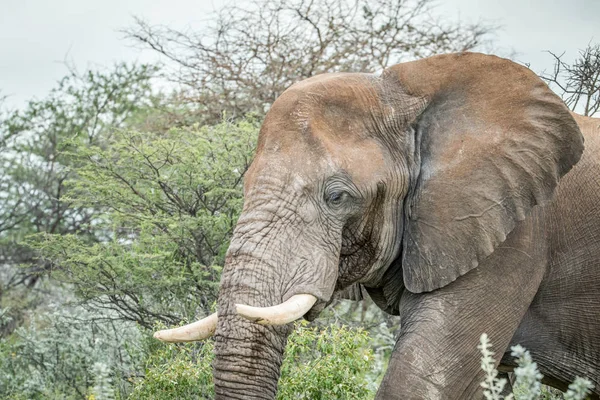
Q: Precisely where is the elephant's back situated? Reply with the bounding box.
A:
[572,113,600,146]
[558,114,600,214]
[551,113,600,216]
[565,114,600,191]
[538,113,600,304]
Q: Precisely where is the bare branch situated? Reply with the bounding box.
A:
[124,0,495,124]
[541,43,600,117]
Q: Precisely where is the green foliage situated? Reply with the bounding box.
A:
[0,63,157,338]
[0,295,142,400]
[564,378,596,400]
[479,333,511,399]
[277,321,374,399]
[317,299,399,389]
[511,344,544,400]
[90,362,116,400]
[27,118,258,327]
[0,63,156,242]
[130,321,375,400]
[128,332,215,399]
[478,334,594,400]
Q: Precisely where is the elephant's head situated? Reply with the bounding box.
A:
[155,53,583,399]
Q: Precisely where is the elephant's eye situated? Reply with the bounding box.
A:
[326,190,348,207]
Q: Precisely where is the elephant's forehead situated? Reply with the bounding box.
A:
[246,73,389,191]
[283,73,381,123]
[248,123,388,191]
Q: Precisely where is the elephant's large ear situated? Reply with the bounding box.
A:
[382,53,584,293]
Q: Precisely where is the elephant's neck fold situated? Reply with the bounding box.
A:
[363,256,404,315]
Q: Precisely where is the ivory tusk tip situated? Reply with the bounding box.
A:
[152,312,218,342]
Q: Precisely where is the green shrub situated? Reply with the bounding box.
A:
[128,338,214,399]
[277,322,374,399]
[130,321,375,399]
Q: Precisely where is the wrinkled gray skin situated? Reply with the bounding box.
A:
[212,53,600,399]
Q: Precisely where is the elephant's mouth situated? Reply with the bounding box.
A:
[338,244,379,289]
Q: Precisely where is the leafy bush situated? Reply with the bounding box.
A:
[130,321,375,400]
[128,334,214,399]
[277,322,374,399]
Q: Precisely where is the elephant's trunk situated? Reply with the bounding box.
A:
[211,192,339,398]
[213,254,293,400]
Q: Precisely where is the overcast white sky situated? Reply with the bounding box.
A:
[0,0,598,109]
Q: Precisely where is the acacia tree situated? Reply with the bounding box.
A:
[0,63,156,263]
[28,119,258,327]
[0,64,156,336]
[541,43,600,117]
[126,0,494,123]
[0,93,23,238]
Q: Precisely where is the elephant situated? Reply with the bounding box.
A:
[154,52,600,399]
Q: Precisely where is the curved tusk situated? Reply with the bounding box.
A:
[153,312,218,342]
[236,294,317,326]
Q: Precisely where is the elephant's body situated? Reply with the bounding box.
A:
[378,114,600,399]
[156,53,600,399]
[502,114,600,392]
